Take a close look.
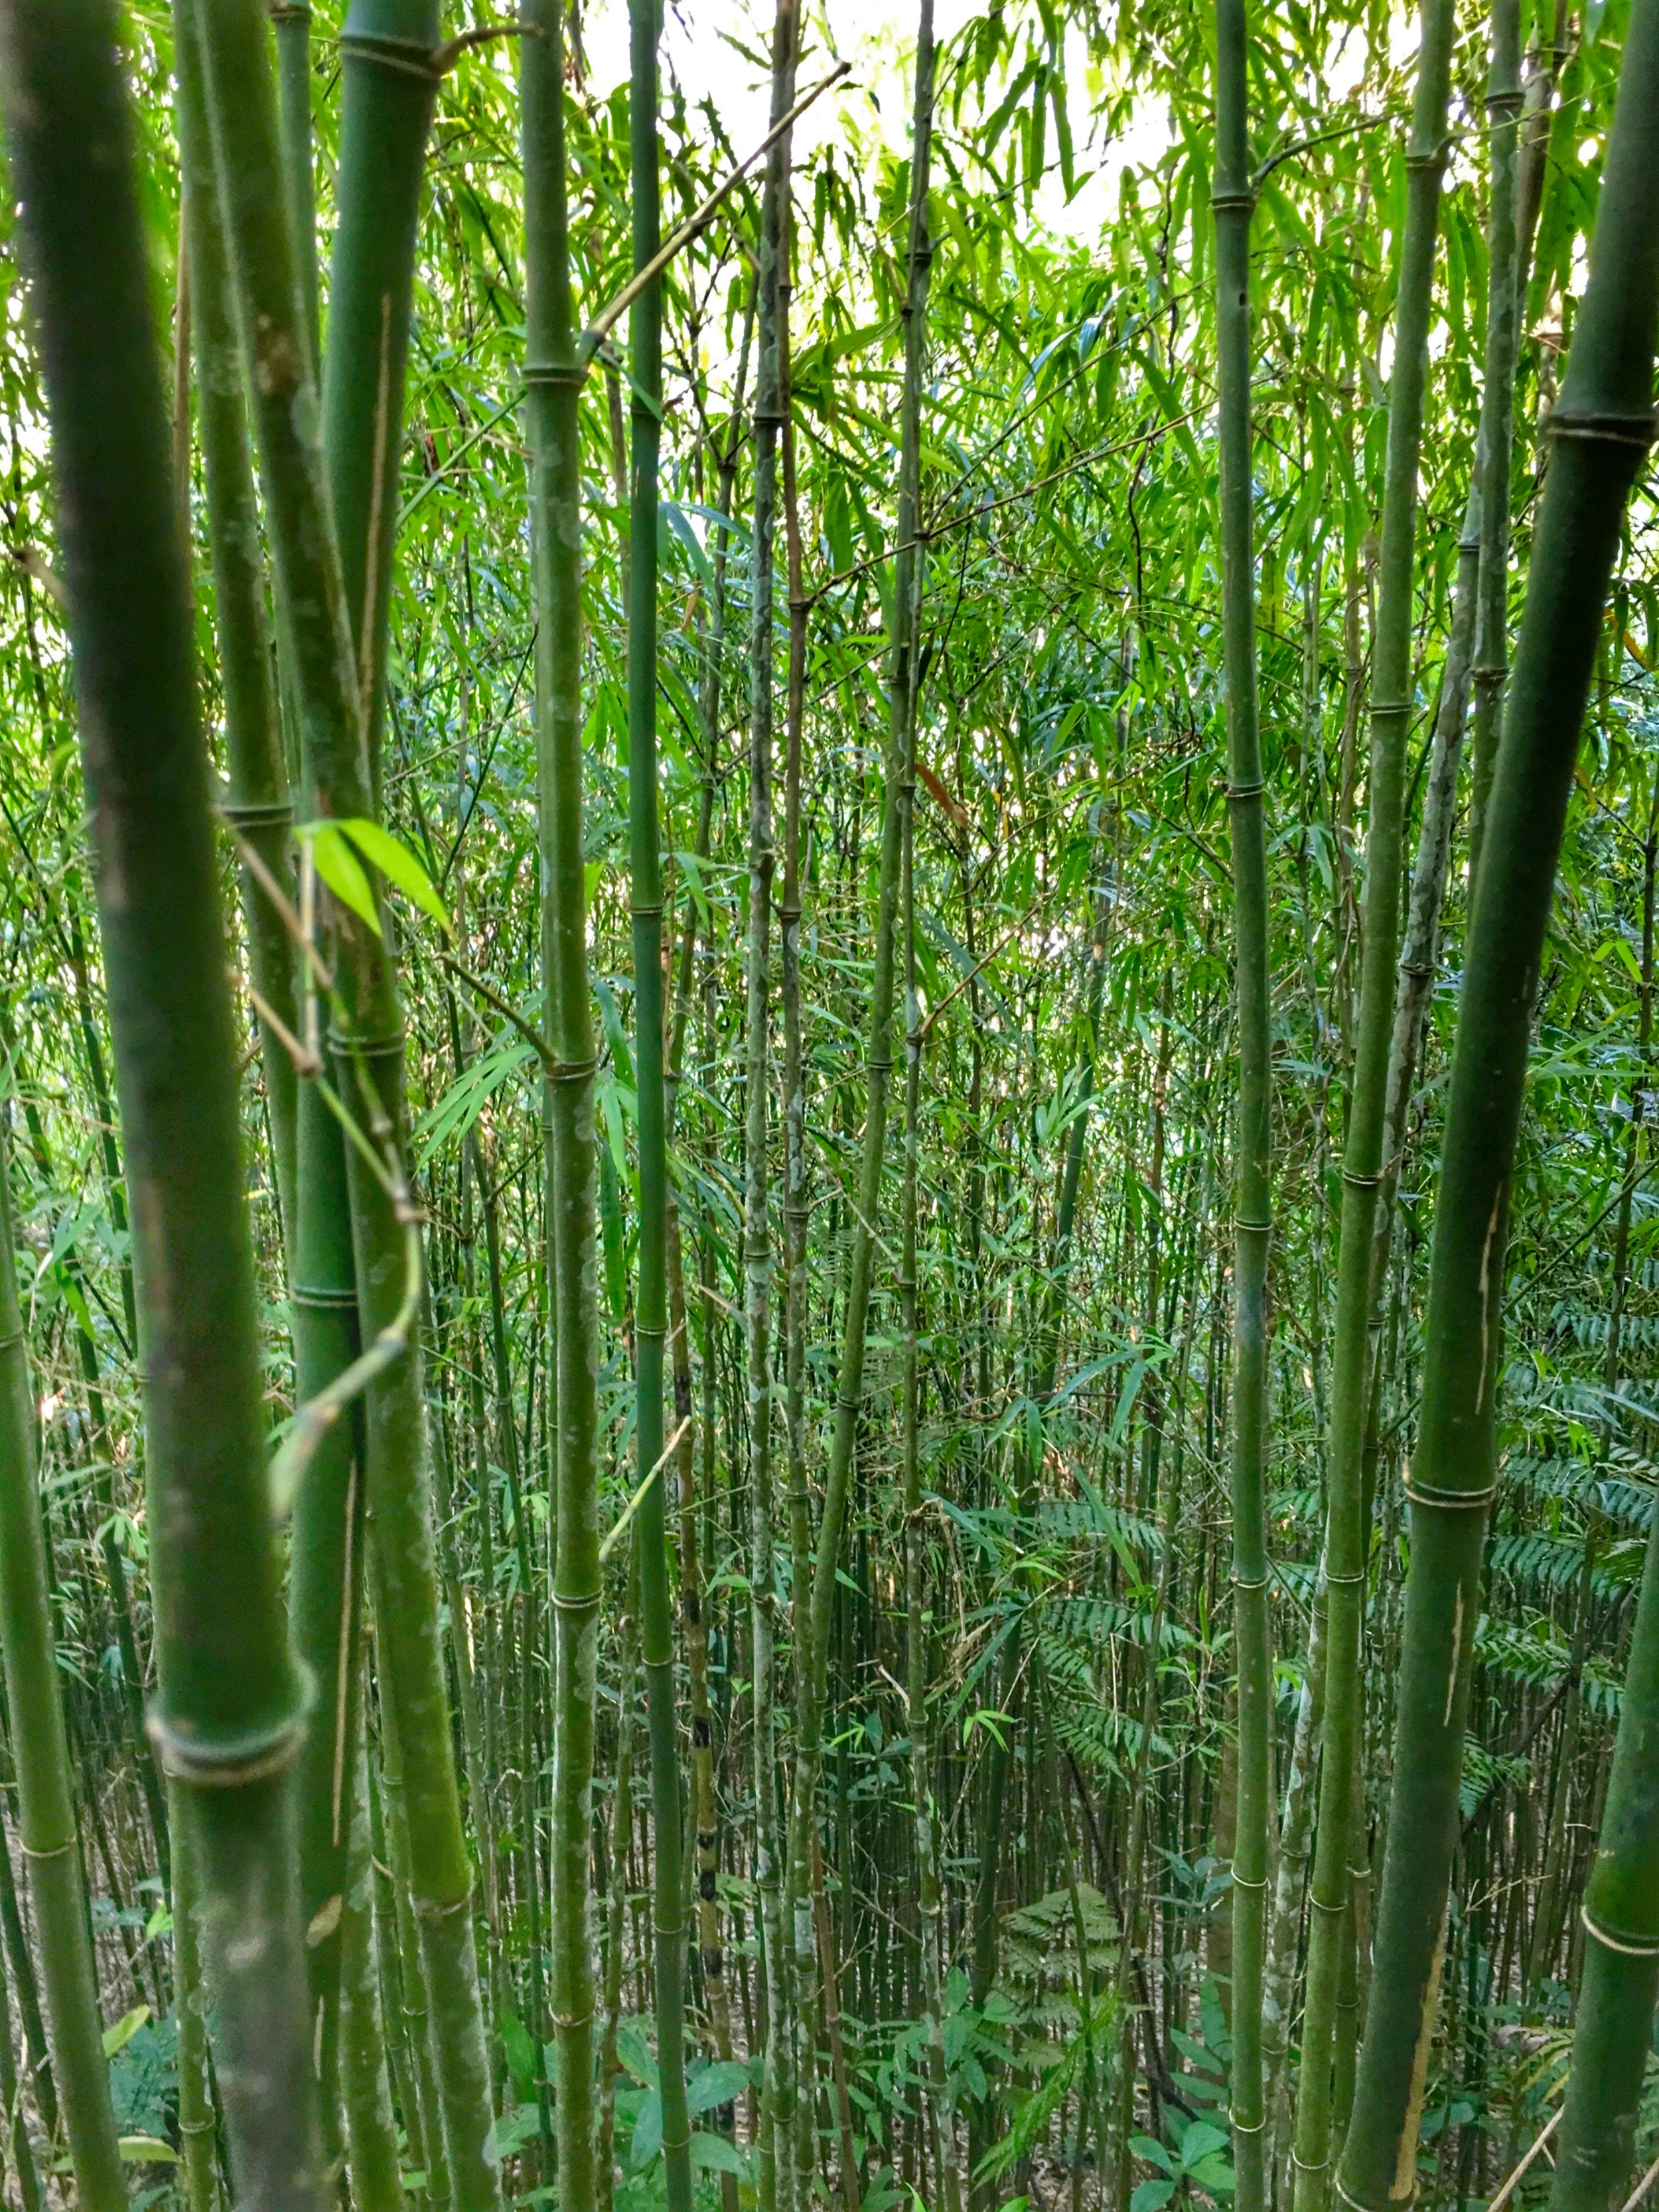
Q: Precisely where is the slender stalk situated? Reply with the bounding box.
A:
[172,0,299,1243]
[1467,0,1524,891]
[1290,8,1454,2205]
[796,0,936,2042]
[624,0,692,2195]
[198,9,499,2196]
[171,1805,220,2212]
[341,1696,405,2212]
[1211,11,1271,2207]
[901,738,959,2212]
[0,1124,125,2212]
[179,6,366,2153]
[0,12,326,2207]
[270,0,321,370]
[744,2,800,2198]
[1546,1467,1659,2212]
[1340,1,1659,2194]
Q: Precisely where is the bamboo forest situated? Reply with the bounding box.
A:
[9,0,1659,2209]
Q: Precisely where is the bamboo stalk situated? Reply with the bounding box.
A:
[744,1,800,2198]
[171,0,299,1245]
[1340,0,1659,2193]
[1290,7,1455,2204]
[623,0,693,2197]
[1467,0,1524,890]
[0,1123,125,2212]
[1211,10,1272,2207]
[0,11,326,2205]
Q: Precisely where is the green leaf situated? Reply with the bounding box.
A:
[629,2085,664,2170]
[102,2005,150,2058]
[119,2136,180,2165]
[1179,2123,1232,2168]
[300,820,382,937]
[1130,2183,1176,2212]
[689,2132,748,2176]
[500,2008,536,2103]
[686,2059,750,2115]
[336,817,453,935]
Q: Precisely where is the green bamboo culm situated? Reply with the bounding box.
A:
[625,0,694,2192]
[0,11,326,2210]
[1210,7,1271,2207]
[522,3,605,2207]
[180,0,368,2157]
[271,0,321,368]
[174,19,366,2159]
[325,0,439,794]
[194,9,500,2201]
[169,1808,219,2212]
[1466,0,1524,894]
[1340,0,1659,2197]
[0,1122,126,2212]
[1548,1495,1659,2212]
[744,0,799,2196]
[795,0,936,1991]
[1288,7,1454,2207]
[171,0,299,1247]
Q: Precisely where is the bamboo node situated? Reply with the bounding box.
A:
[1230,1573,1269,1592]
[177,2119,218,2138]
[414,1885,475,1924]
[0,1327,23,1354]
[1581,1905,1659,1957]
[1234,1216,1271,1236]
[550,2009,596,2030]
[1342,1168,1382,1190]
[1332,2174,1372,2211]
[220,798,295,831]
[326,1023,404,1060]
[1402,1476,1497,1511]
[292,1282,362,1310]
[1228,1872,1267,1892]
[19,1838,73,1862]
[1370,699,1411,721]
[268,3,312,20]
[523,360,587,391]
[1210,189,1257,212]
[1325,1568,1366,1587]
[551,1586,602,1614]
[1229,2114,1269,2135]
[548,1055,599,1087]
[1484,88,1524,115]
[1293,2154,1333,2172]
[1546,407,1659,449]
[1225,778,1265,801]
[147,1702,308,1787]
[338,31,442,81]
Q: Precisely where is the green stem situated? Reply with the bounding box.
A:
[624,0,692,2199]
[1340,0,1659,2194]
[521,9,604,2207]
[1211,9,1272,2206]
[1290,7,1454,2205]
[0,1124,126,2212]
[0,9,325,2202]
